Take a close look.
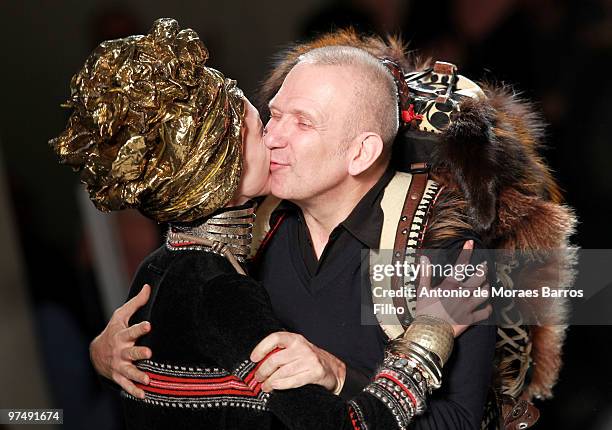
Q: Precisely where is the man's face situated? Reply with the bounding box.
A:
[263,63,356,202]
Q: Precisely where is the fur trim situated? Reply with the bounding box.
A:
[495,189,576,251]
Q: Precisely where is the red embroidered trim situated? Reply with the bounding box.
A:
[168,241,198,247]
[135,348,281,398]
[348,406,362,430]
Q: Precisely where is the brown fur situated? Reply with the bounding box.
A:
[429,88,577,400]
[431,88,577,402]
[435,85,566,235]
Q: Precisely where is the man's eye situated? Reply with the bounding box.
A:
[298,122,312,128]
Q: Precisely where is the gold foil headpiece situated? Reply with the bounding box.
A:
[50,18,244,223]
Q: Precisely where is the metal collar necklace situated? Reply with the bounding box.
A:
[166,202,256,274]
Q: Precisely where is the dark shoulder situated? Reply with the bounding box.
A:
[128,247,238,299]
[164,250,241,283]
[162,251,269,299]
[127,245,173,301]
[135,245,173,273]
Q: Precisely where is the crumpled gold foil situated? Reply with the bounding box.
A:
[49,18,244,223]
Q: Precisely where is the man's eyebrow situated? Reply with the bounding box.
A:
[268,101,322,122]
[290,108,318,121]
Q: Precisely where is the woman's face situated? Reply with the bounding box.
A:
[235,98,271,199]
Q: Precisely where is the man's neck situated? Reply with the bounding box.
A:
[294,167,387,259]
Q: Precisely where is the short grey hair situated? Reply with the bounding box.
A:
[297,45,399,152]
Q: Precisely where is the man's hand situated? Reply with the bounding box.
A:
[416,240,492,337]
[250,332,346,394]
[89,284,153,399]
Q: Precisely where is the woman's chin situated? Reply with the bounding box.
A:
[244,179,271,199]
[256,181,272,198]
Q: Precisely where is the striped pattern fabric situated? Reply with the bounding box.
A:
[123,356,274,410]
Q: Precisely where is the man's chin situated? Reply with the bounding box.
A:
[269,188,289,200]
[270,179,292,200]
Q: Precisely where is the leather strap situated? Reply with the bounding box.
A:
[372,172,414,340]
[390,167,430,325]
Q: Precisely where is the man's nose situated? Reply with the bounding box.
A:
[263,119,288,149]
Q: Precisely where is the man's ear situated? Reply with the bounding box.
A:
[347,132,384,176]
